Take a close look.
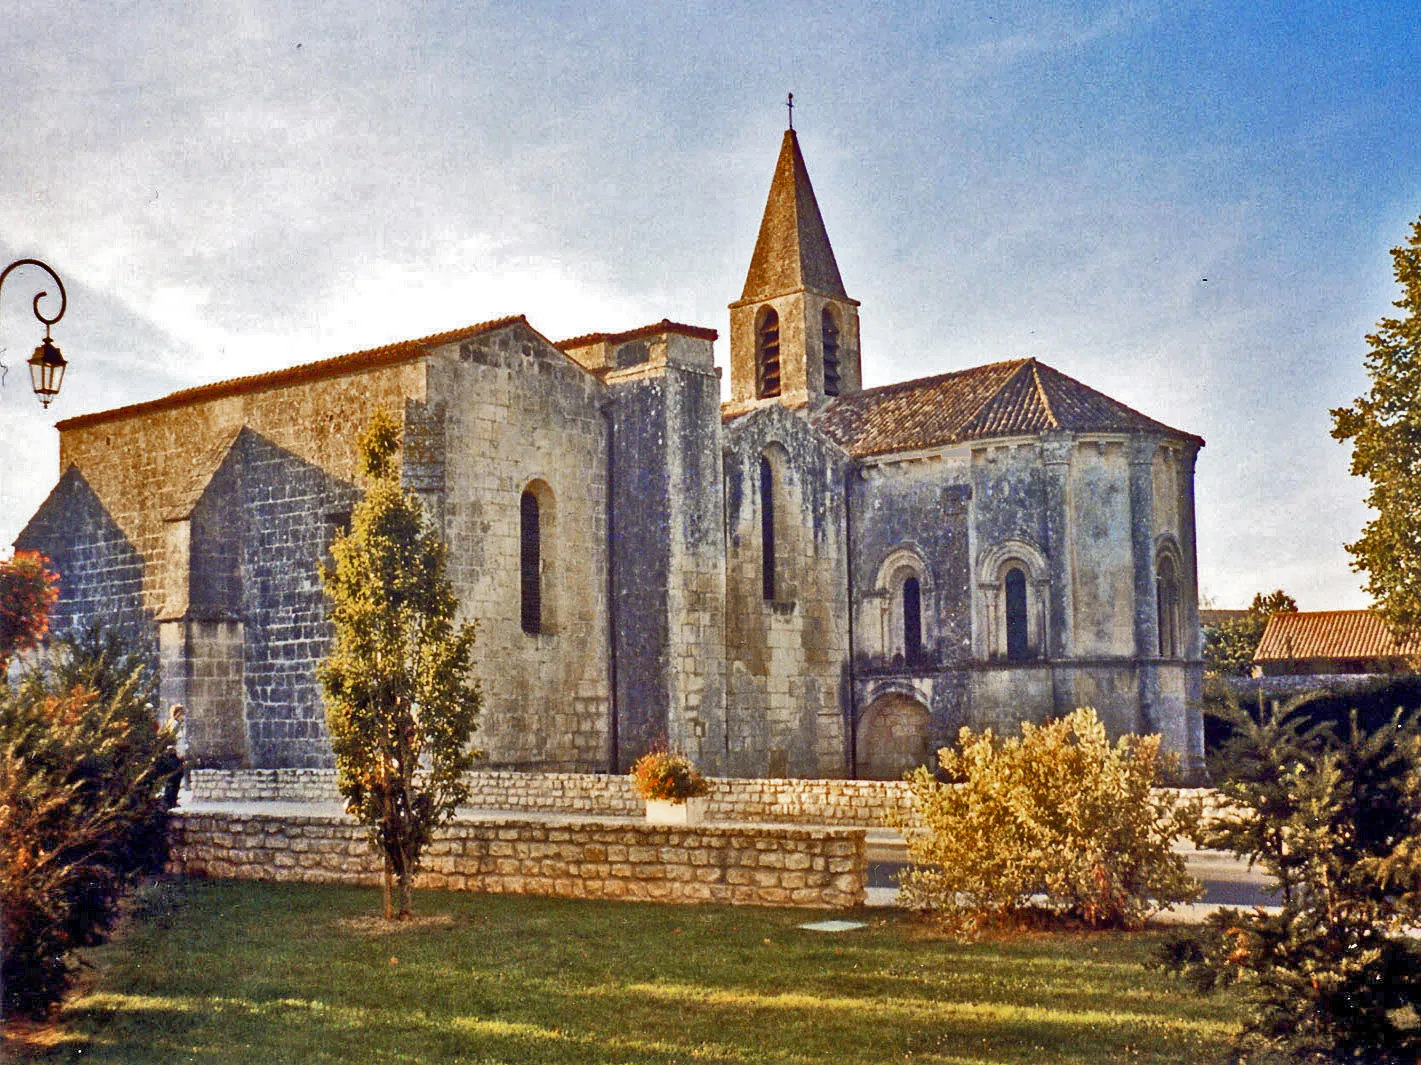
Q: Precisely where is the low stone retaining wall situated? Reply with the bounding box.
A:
[168,809,867,909]
[186,769,1226,831]
[188,769,913,826]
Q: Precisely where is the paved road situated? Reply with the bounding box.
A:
[866,843,1279,914]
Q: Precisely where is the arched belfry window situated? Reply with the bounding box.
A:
[757,308,781,399]
[760,454,776,600]
[821,308,841,397]
[1157,553,1181,658]
[520,490,541,634]
[1004,567,1029,662]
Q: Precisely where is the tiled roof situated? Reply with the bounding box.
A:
[1254,610,1421,662]
[555,319,718,349]
[56,315,527,431]
[736,129,847,304]
[812,357,1200,457]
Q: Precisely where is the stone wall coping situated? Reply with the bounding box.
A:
[172,805,869,841]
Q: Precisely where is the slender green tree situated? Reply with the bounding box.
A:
[1333,216,1421,637]
[319,409,481,919]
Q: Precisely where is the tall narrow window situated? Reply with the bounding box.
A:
[1157,555,1181,657]
[821,308,841,397]
[903,576,922,659]
[757,308,781,398]
[760,455,776,600]
[520,490,541,634]
[1005,566,1029,662]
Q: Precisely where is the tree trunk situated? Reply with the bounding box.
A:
[398,867,414,918]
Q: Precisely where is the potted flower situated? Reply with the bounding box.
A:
[630,747,711,825]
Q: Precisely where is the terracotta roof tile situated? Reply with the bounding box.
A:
[56,315,527,431]
[812,358,1200,457]
[1254,610,1421,662]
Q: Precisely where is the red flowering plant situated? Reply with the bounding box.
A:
[0,551,60,672]
[630,746,710,803]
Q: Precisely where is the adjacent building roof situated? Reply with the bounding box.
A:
[56,315,527,431]
[736,129,848,304]
[1254,609,1421,663]
[812,357,1201,458]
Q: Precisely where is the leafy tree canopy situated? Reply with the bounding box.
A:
[1203,589,1298,678]
[1333,215,1421,638]
[319,409,481,919]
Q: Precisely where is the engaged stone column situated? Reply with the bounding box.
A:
[1128,436,1161,734]
[1180,444,1206,777]
[1041,434,1074,714]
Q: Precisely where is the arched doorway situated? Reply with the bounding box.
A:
[856,693,933,780]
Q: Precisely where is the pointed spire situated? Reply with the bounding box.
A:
[740,129,847,303]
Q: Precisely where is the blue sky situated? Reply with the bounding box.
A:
[1,0,1417,609]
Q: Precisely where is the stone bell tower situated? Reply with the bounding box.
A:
[727,126,862,414]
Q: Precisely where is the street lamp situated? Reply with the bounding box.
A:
[0,258,68,408]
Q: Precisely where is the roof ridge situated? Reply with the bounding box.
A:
[57,314,528,431]
[836,358,1030,404]
[956,358,1038,436]
[1028,359,1192,440]
[1026,359,1061,429]
[555,318,718,349]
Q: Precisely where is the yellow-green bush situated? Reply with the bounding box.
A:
[895,707,1201,931]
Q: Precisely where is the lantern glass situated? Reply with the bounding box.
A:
[28,338,66,407]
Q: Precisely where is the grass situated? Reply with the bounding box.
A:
[25,878,1244,1064]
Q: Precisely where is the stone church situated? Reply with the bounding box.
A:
[17,127,1206,780]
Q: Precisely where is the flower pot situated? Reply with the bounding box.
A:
[644,796,707,825]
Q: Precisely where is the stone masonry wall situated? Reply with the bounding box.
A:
[723,406,851,778]
[52,360,428,629]
[168,810,866,909]
[430,323,611,770]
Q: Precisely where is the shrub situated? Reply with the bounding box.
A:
[0,550,59,671]
[0,625,179,1018]
[1159,697,1421,1064]
[895,707,1201,932]
[630,748,710,802]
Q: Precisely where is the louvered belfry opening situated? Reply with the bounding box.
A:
[903,575,922,659]
[822,308,841,397]
[520,489,541,634]
[760,455,776,601]
[758,308,781,398]
[1005,567,1029,661]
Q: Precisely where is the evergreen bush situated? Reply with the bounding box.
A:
[1,625,180,1017]
[895,707,1201,932]
[1160,697,1421,1064]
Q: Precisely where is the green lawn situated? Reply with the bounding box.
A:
[33,879,1242,1064]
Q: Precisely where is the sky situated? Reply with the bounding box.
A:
[1,0,1417,610]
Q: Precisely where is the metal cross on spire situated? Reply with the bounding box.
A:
[787,92,794,130]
